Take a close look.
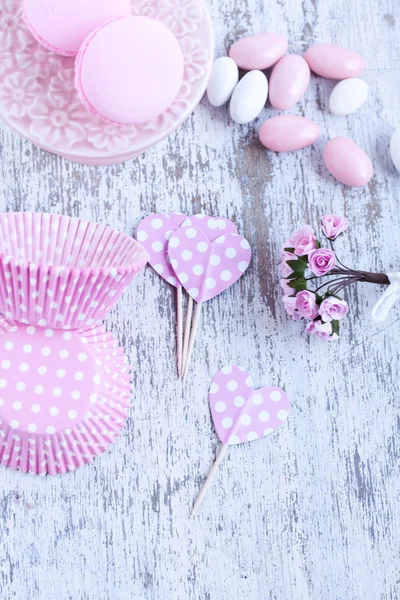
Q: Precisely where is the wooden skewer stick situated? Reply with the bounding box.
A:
[191,443,230,517]
[182,302,202,381]
[181,295,193,378]
[176,286,183,378]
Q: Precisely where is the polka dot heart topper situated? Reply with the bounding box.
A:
[168,227,251,380]
[191,365,290,516]
[179,215,239,376]
[137,212,187,286]
[136,213,239,378]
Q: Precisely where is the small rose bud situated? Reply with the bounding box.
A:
[295,290,319,320]
[319,297,349,322]
[321,215,348,240]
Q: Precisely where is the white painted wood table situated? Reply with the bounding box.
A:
[1,0,400,598]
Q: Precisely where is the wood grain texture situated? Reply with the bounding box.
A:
[1,0,400,598]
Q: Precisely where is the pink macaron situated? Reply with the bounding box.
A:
[23,0,131,57]
[75,16,184,127]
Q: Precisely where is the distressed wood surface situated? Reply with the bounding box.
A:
[1,0,400,599]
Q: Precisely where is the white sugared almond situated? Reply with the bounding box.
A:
[229,70,268,125]
[206,57,239,107]
[329,78,368,116]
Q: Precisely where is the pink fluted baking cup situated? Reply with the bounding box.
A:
[0,213,149,329]
[0,320,132,475]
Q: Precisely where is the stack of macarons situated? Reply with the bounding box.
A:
[23,0,184,126]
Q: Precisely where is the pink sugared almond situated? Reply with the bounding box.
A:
[259,115,320,152]
[268,55,310,110]
[323,137,373,187]
[304,43,365,79]
[229,32,288,71]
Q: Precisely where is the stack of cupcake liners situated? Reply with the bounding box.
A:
[0,212,148,475]
[0,213,147,328]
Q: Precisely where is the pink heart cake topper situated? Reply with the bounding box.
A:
[136,212,241,378]
[209,365,290,445]
[168,228,251,302]
[136,212,186,287]
[191,365,290,516]
[136,213,239,288]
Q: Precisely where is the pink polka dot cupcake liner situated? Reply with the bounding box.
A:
[0,212,149,329]
[0,319,132,475]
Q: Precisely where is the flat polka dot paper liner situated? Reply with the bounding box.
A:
[136,213,243,378]
[191,365,290,516]
[0,320,132,475]
[0,212,148,329]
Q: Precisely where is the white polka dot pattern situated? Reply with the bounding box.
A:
[168,228,251,302]
[137,213,239,288]
[181,214,238,237]
[136,212,187,287]
[0,213,148,329]
[0,321,132,475]
[209,366,290,445]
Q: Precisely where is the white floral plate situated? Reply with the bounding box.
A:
[0,0,214,165]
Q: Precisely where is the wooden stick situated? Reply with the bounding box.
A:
[176,286,183,378]
[182,302,202,381]
[181,295,193,378]
[191,443,230,517]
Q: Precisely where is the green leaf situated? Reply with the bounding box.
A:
[284,247,295,254]
[325,290,343,301]
[286,260,299,270]
[331,320,340,336]
[287,278,307,292]
[287,259,307,278]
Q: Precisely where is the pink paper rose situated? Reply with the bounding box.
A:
[308,248,336,276]
[306,319,337,340]
[280,250,299,277]
[295,290,319,319]
[280,261,293,277]
[319,297,349,322]
[280,253,294,276]
[281,248,296,260]
[288,224,313,246]
[287,225,317,257]
[280,278,294,296]
[321,215,348,240]
[283,296,302,321]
